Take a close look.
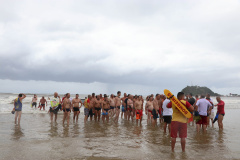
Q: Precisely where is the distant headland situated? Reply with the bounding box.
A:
[181,86,221,96]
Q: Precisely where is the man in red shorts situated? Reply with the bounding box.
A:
[167,92,194,152]
[195,95,212,132]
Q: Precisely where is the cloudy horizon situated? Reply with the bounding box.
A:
[0,0,240,95]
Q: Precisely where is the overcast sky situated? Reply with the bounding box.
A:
[0,0,240,95]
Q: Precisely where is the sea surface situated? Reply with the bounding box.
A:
[0,93,240,160]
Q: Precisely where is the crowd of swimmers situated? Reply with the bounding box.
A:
[12,91,225,152]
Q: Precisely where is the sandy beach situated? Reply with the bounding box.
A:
[0,94,240,160]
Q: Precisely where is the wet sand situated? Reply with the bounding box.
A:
[0,109,240,160]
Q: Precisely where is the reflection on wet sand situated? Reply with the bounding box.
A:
[1,110,240,160]
[11,124,24,140]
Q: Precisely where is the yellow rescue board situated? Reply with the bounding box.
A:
[164,89,191,118]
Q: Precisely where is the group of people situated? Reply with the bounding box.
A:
[12,91,225,152]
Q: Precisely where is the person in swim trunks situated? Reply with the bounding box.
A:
[39,96,47,111]
[49,92,61,122]
[121,93,127,119]
[215,96,225,130]
[32,94,37,108]
[94,95,102,122]
[102,95,110,123]
[114,91,121,122]
[109,94,116,118]
[145,96,154,124]
[152,94,161,127]
[135,96,143,125]
[72,94,82,122]
[127,95,134,122]
[167,92,194,152]
[89,93,96,121]
[62,93,72,125]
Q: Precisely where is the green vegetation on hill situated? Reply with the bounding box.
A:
[181,86,220,96]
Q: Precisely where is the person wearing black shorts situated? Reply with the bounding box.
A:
[72,94,82,122]
[162,97,173,133]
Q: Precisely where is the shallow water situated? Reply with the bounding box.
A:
[0,109,240,160]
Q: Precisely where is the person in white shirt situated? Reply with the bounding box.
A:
[162,96,173,133]
[195,95,212,132]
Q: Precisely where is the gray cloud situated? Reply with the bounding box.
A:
[0,0,240,94]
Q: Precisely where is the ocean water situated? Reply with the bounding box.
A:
[0,93,240,160]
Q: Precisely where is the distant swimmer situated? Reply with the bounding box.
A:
[135,96,143,125]
[94,95,102,122]
[102,94,110,123]
[152,94,160,127]
[162,96,172,134]
[49,92,61,122]
[195,95,212,133]
[121,93,127,119]
[145,96,154,124]
[32,94,37,108]
[167,92,194,152]
[215,96,225,130]
[114,91,121,122]
[12,93,26,124]
[39,96,47,111]
[72,94,82,123]
[62,93,72,125]
[127,95,134,122]
[84,95,91,123]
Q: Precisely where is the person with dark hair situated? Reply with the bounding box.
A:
[109,94,116,117]
[12,93,26,124]
[31,94,37,108]
[167,92,194,152]
[145,96,154,124]
[162,96,172,134]
[188,93,195,125]
[152,94,160,127]
[39,96,47,111]
[72,94,82,123]
[62,93,72,125]
[114,91,121,122]
[127,95,134,122]
[84,95,91,123]
[102,94,110,123]
[93,95,102,122]
[195,95,212,132]
[121,93,127,119]
[89,93,96,121]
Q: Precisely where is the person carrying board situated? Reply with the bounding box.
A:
[166,91,194,152]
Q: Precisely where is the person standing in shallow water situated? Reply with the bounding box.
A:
[12,93,26,125]
[215,96,225,130]
[167,92,194,152]
[49,92,61,123]
[32,94,37,108]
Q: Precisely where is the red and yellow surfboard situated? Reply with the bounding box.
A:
[164,89,191,118]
